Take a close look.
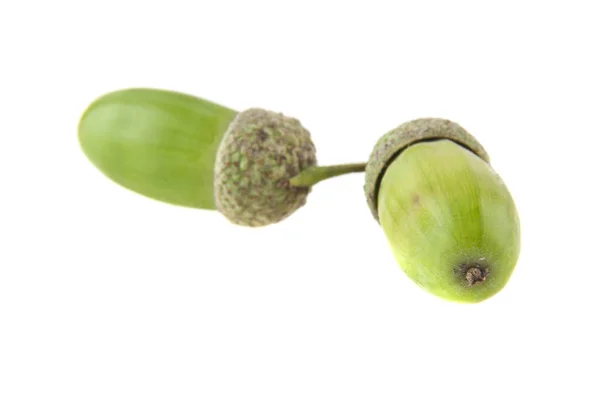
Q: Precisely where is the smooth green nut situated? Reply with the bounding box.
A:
[78,88,238,209]
[365,118,520,303]
[214,108,317,227]
[365,117,490,221]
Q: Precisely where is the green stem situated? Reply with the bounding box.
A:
[289,163,367,187]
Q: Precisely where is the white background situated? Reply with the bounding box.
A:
[1,1,599,409]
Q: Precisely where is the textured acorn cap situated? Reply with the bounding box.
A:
[214,108,317,227]
[364,118,490,222]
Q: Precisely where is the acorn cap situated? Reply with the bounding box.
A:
[214,108,317,227]
[364,118,490,222]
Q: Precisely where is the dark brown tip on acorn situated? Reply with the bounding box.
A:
[465,267,489,287]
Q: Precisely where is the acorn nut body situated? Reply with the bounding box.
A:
[79,89,521,301]
[365,118,521,303]
[78,88,238,209]
[214,108,317,227]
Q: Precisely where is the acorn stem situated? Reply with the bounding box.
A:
[289,163,367,187]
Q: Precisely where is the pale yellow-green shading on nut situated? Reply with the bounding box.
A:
[364,118,490,222]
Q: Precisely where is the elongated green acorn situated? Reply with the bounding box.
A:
[365,118,520,303]
[78,88,333,227]
[78,88,238,209]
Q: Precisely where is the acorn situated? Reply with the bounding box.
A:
[364,118,521,303]
[78,88,364,227]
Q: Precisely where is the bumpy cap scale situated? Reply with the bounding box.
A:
[214,108,317,227]
[364,118,490,222]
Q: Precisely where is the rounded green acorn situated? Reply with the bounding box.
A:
[364,118,521,303]
[78,88,363,227]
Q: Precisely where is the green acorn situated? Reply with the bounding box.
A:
[78,88,238,210]
[78,88,363,227]
[364,118,521,303]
